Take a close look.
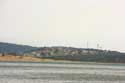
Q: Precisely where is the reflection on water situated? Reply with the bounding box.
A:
[0,62,125,83]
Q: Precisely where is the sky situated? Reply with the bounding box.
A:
[0,0,125,52]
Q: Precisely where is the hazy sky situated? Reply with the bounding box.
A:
[0,0,125,52]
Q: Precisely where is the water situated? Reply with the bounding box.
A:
[0,61,125,83]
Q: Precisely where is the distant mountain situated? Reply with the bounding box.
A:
[0,42,38,55]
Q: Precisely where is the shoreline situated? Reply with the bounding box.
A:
[0,55,72,62]
[0,55,125,66]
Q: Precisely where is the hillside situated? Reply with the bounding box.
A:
[0,42,38,55]
[0,42,125,63]
[0,54,66,62]
[26,47,125,63]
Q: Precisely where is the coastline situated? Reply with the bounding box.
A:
[0,55,125,66]
[0,55,72,62]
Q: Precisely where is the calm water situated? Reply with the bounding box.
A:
[0,61,125,83]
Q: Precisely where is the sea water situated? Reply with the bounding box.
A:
[0,61,125,83]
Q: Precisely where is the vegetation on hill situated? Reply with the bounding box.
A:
[0,42,38,55]
[27,46,125,63]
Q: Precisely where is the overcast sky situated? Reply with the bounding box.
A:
[0,0,125,52]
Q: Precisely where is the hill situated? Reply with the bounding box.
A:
[0,42,38,55]
[26,46,125,63]
[0,42,125,63]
